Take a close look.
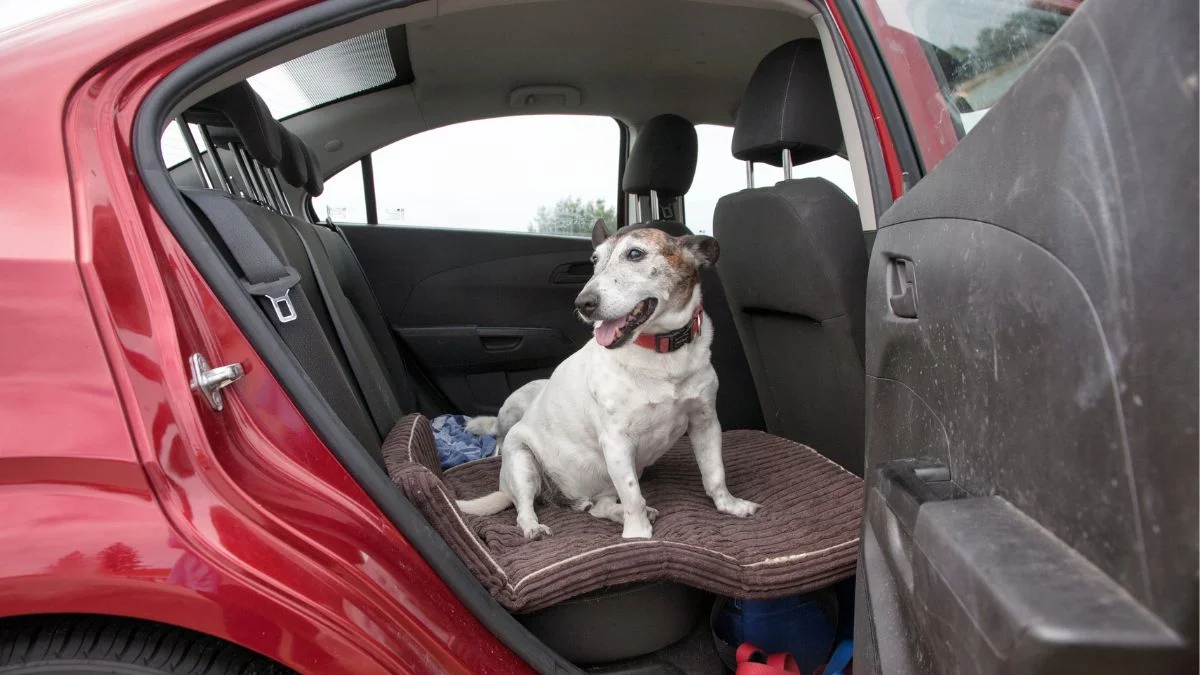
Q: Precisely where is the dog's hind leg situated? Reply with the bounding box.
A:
[499,438,552,540]
[494,379,548,441]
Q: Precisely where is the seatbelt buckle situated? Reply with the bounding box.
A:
[266,289,297,323]
[242,266,301,324]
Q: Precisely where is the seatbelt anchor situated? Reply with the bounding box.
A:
[242,266,301,324]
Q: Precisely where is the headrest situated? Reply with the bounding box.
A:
[278,129,309,189]
[187,82,283,168]
[301,144,324,196]
[622,114,698,197]
[732,39,842,167]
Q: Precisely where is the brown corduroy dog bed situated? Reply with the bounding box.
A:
[383,414,862,613]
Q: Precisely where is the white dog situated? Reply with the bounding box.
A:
[458,220,759,539]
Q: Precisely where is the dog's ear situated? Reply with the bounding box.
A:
[682,235,719,268]
[591,219,611,248]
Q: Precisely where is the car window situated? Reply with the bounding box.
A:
[314,115,620,237]
[857,0,1081,172]
[313,160,367,223]
[689,124,857,235]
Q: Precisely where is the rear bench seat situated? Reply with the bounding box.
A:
[174,83,862,665]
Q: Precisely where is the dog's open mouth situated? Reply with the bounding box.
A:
[594,298,658,349]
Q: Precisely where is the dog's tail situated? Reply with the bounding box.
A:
[465,415,499,436]
[457,491,514,516]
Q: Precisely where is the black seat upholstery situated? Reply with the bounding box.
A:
[289,139,422,415]
[182,85,408,460]
[714,39,867,475]
[623,114,765,432]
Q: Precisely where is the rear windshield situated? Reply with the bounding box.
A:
[857,0,1080,171]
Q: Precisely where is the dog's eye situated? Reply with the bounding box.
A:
[626,248,645,261]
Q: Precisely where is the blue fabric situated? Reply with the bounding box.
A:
[432,414,497,470]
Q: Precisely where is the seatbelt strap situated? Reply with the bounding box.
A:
[319,219,447,414]
[284,216,400,438]
[185,192,301,325]
[183,190,383,450]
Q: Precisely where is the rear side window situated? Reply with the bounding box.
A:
[313,115,620,236]
[857,0,1080,171]
[316,161,367,223]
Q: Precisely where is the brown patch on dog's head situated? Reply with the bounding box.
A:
[657,233,718,302]
[578,225,720,343]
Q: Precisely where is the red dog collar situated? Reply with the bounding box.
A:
[633,305,704,353]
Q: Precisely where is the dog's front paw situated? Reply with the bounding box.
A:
[522,523,553,540]
[622,517,653,539]
[715,495,761,518]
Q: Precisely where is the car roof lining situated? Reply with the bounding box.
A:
[165,0,883,231]
[168,0,821,133]
[294,1,819,179]
[171,1,819,115]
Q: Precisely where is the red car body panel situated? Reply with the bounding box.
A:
[0,1,529,672]
[0,0,901,672]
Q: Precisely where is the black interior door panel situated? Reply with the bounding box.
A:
[856,0,1197,672]
[345,226,594,413]
[870,221,1157,593]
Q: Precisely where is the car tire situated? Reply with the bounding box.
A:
[0,615,291,674]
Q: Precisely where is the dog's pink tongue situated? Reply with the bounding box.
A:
[595,316,629,347]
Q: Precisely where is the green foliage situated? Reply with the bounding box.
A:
[529,197,616,236]
[944,9,1064,86]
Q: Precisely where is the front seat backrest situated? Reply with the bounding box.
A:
[714,39,867,474]
[623,114,764,432]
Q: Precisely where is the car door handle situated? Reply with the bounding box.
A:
[868,460,1185,673]
[549,261,593,284]
[478,333,523,353]
[887,257,918,318]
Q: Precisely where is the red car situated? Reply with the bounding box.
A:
[0,0,1195,673]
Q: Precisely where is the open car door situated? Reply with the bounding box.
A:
[851,0,1198,672]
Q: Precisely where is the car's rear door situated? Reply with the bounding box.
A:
[841,0,1198,672]
[315,115,620,414]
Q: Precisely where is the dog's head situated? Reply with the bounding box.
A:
[575,219,718,349]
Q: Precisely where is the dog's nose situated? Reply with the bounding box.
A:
[575,291,599,319]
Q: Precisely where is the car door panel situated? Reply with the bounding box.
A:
[869,221,1150,591]
[344,225,594,414]
[854,0,1197,671]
